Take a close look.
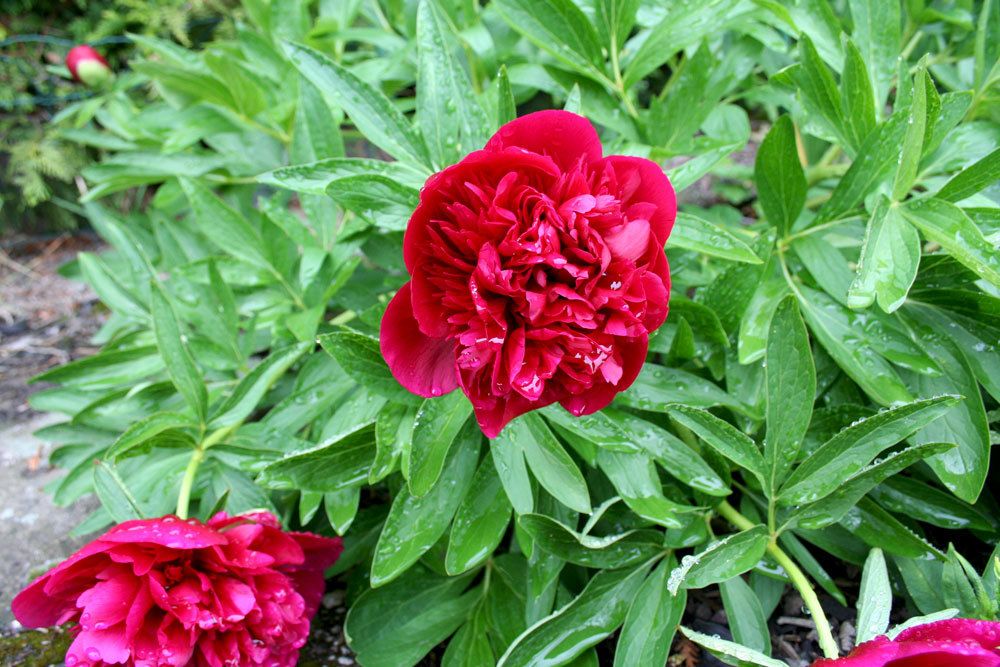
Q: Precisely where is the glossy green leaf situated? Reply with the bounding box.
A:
[793,442,954,529]
[620,364,751,416]
[891,64,928,201]
[178,178,270,271]
[106,412,195,460]
[668,526,769,594]
[613,558,685,667]
[259,425,377,492]
[794,35,849,148]
[346,567,478,667]
[680,627,787,667]
[870,476,994,531]
[796,286,912,405]
[93,460,144,523]
[498,563,652,667]
[856,548,891,643]
[324,488,360,535]
[150,280,207,423]
[666,404,765,482]
[517,413,591,514]
[495,65,516,128]
[721,575,771,656]
[738,252,788,364]
[210,342,311,428]
[371,421,480,586]
[848,0,900,110]
[326,175,420,231]
[282,42,431,169]
[491,425,534,515]
[409,391,473,496]
[937,147,1000,202]
[518,514,662,569]
[764,296,815,492]
[416,0,489,167]
[902,198,1000,289]
[671,211,762,264]
[446,455,512,574]
[848,196,921,312]
[493,0,603,79]
[755,115,806,235]
[779,395,959,505]
[318,330,412,402]
[840,39,877,150]
[597,449,690,528]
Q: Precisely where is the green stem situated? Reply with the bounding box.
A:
[608,34,639,120]
[716,501,840,660]
[176,426,235,519]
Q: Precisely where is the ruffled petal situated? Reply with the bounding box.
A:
[601,155,676,245]
[381,283,459,397]
[485,110,603,170]
[102,516,226,549]
[560,336,647,417]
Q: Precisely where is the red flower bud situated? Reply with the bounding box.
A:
[66,45,113,87]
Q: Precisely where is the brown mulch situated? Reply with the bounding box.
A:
[0,233,107,425]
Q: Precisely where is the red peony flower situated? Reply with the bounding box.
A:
[813,619,1000,666]
[381,110,675,437]
[12,512,342,667]
[66,45,113,86]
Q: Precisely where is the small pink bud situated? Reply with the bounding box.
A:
[65,45,113,87]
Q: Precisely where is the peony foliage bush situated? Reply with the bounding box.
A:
[17,0,1000,665]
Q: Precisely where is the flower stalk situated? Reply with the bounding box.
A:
[716,500,840,660]
[176,425,235,519]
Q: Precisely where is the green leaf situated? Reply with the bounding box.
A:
[324,488,361,535]
[346,567,479,667]
[495,65,516,128]
[891,64,928,201]
[326,175,420,231]
[93,460,144,523]
[409,391,473,496]
[281,42,431,169]
[721,575,771,656]
[779,395,959,505]
[667,526,769,594]
[107,412,195,460]
[737,252,788,364]
[498,564,651,667]
[614,558,685,667]
[596,0,640,53]
[518,413,591,514]
[815,111,908,223]
[443,608,496,667]
[937,147,1000,202]
[755,115,806,235]
[293,76,344,161]
[32,346,163,390]
[210,342,311,428]
[371,403,416,483]
[604,409,731,496]
[846,498,944,560]
[258,157,421,195]
[902,198,1000,289]
[856,548,891,643]
[792,442,954,529]
[671,212,762,264]
[794,34,849,148]
[840,39,877,151]
[871,476,994,531]
[150,280,207,423]
[178,178,270,271]
[79,253,147,319]
[623,0,747,88]
[620,364,752,416]
[318,330,413,402]
[416,0,489,167]
[848,0,900,111]
[493,0,604,80]
[665,404,766,482]
[680,627,787,667]
[260,425,377,492]
[597,450,691,528]
[764,296,815,492]
[518,514,662,569]
[796,286,912,405]
[491,426,534,515]
[371,422,480,586]
[446,454,512,574]
[848,196,921,312]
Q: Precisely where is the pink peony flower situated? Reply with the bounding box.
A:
[65,45,113,87]
[12,512,342,667]
[380,110,675,437]
[813,619,1000,666]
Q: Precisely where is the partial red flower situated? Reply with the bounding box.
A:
[381,110,675,437]
[812,619,1000,667]
[66,45,113,86]
[12,512,342,667]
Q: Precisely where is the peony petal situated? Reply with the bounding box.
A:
[381,283,460,398]
[66,626,132,666]
[896,619,1000,651]
[102,516,226,549]
[601,155,676,245]
[11,539,114,627]
[603,217,652,262]
[76,573,138,631]
[559,336,647,417]
[485,110,603,170]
